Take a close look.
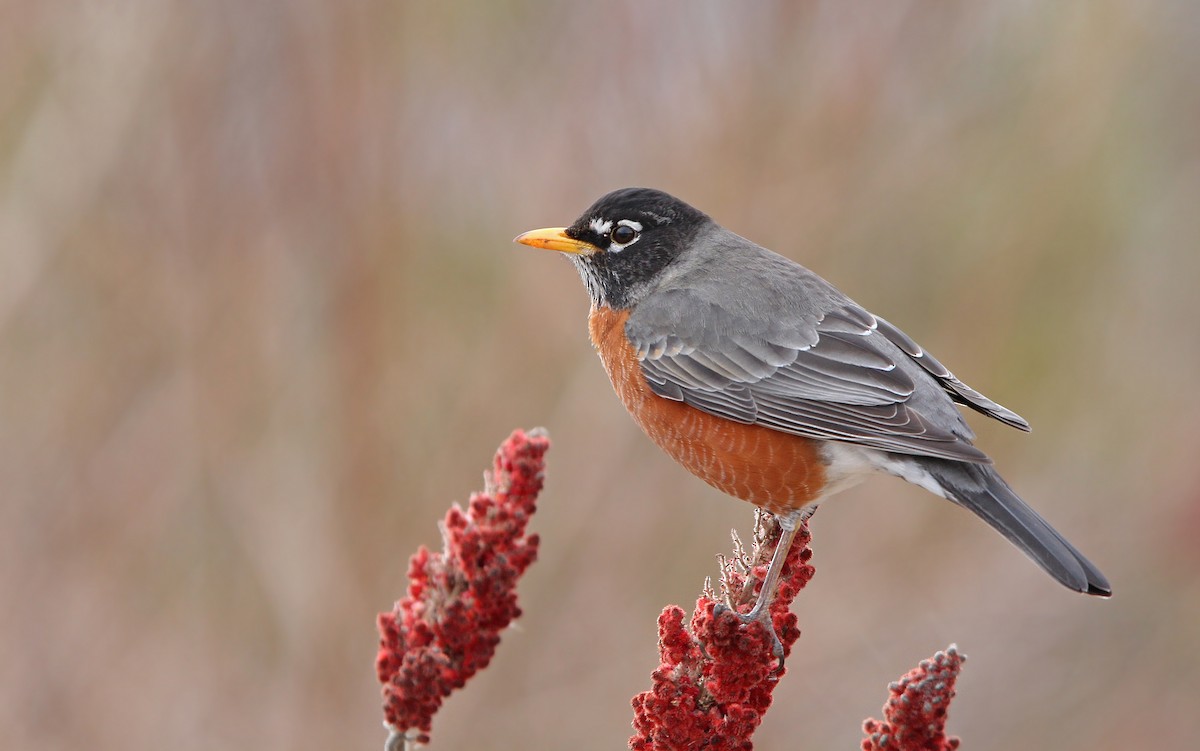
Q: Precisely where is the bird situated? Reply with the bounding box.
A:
[515,187,1111,649]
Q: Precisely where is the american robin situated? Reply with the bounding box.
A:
[516,187,1111,644]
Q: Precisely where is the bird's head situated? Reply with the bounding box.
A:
[515,187,711,309]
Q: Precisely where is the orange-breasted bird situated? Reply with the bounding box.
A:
[516,188,1110,646]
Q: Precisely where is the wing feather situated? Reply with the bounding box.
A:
[629,289,1018,464]
[873,316,1031,431]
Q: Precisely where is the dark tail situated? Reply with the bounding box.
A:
[924,461,1111,596]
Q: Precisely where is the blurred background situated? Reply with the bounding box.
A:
[2,2,1198,749]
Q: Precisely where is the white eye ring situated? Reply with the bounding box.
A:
[609,220,642,250]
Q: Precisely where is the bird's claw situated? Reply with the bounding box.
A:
[712,602,786,673]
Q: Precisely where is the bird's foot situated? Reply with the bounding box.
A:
[713,602,786,672]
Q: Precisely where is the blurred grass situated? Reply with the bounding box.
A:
[2,2,1198,750]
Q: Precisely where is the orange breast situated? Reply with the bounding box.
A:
[589,306,826,515]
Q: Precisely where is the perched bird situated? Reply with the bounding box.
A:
[516,188,1110,647]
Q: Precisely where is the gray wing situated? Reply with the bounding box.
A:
[872,316,1031,431]
[627,280,1028,464]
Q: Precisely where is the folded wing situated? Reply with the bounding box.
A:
[628,288,1027,464]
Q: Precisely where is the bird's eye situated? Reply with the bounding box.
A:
[611,224,638,245]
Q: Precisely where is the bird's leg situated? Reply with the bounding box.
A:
[721,505,814,667]
[741,509,803,623]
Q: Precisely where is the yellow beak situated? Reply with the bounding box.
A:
[513,227,599,255]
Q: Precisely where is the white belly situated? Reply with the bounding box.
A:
[817,443,952,501]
